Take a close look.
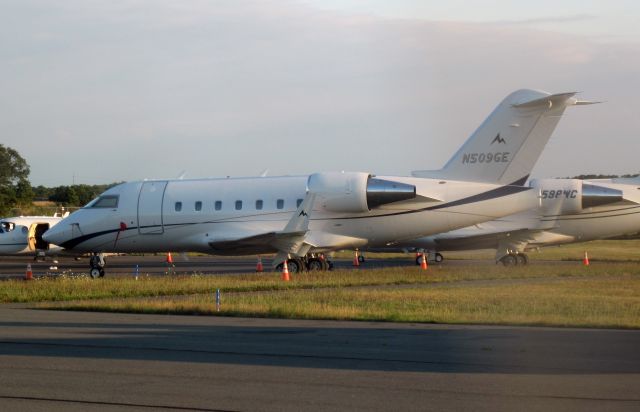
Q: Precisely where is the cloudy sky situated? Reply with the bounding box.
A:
[2,0,639,186]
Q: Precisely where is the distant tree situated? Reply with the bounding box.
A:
[47,183,121,206]
[0,144,32,215]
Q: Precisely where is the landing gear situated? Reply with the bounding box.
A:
[275,254,333,273]
[89,253,106,278]
[415,252,444,265]
[307,257,329,271]
[357,254,365,263]
[515,253,528,266]
[499,252,528,267]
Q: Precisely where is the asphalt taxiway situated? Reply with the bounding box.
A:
[1,307,638,411]
[0,254,574,279]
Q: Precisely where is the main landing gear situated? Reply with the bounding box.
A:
[89,253,106,278]
[498,252,528,267]
[414,252,444,265]
[275,254,334,273]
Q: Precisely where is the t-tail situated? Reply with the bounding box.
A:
[412,89,596,185]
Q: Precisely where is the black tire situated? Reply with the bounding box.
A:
[500,254,518,266]
[307,258,328,271]
[415,255,426,266]
[357,255,365,263]
[89,268,102,279]
[435,253,444,263]
[516,253,528,265]
[287,259,302,273]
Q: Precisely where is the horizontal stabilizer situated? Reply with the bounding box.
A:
[511,92,577,108]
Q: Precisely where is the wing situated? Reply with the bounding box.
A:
[208,193,316,258]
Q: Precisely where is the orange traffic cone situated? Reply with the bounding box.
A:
[281,260,290,281]
[256,256,264,273]
[25,263,33,280]
[420,253,428,270]
[353,250,360,267]
[583,251,590,266]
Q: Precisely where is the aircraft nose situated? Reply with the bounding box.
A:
[43,223,71,247]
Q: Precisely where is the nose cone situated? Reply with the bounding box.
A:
[43,223,72,247]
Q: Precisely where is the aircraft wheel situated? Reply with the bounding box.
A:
[516,253,528,265]
[500,254,518,266]
[287,259,303,273]
[99,268,106,277]
[434,253,444,263]
[307,258,328,271]
[89,268,102,279]
[357,255,365,263]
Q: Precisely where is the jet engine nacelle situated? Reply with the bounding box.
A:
[531,179,624,215]
[307,172,416,213]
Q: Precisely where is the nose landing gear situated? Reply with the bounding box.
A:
[89,253,106,278]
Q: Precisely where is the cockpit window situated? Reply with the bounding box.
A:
[89,195,119,208]
[0,222,15,232]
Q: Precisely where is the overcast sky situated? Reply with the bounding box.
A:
[2,0,639,186]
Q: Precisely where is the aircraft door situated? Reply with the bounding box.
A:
[28,224,37,251]
[138,181,168,234]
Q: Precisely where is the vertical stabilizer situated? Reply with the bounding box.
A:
[413,89,587,185]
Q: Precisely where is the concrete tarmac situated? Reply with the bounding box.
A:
[0,307,639,411]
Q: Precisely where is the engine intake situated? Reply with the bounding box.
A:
[307,172,416,213]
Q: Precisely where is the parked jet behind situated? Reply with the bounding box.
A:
[0,214,68,259]
[371,178,640,266]
[44,89,590,277]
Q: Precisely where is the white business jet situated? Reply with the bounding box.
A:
[44,89,590,277]
[371,178,640,266]
[0,214,68,259]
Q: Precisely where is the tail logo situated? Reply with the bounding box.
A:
[491,134,506,145]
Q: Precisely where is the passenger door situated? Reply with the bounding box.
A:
[138,181,167,234]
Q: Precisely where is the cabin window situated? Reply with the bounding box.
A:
[22,226,28,234]
[90,195,119,209]
[235,200,243,210]
[215,201,222,211]
[277,199,284,209]
[296,198,303,207]
[256,200,263,210]
[195,201,202,211]
[175,201,182,212]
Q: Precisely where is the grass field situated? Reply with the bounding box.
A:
[2,239,638,328]
[46,275,640,329]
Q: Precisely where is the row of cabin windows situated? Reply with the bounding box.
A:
[174,198,303,212]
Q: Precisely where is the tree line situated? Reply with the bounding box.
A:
[0,144,120,216]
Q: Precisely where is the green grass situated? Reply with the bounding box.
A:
[4,239,640,328]
[3,263,638,303]
[40,275,640,329]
